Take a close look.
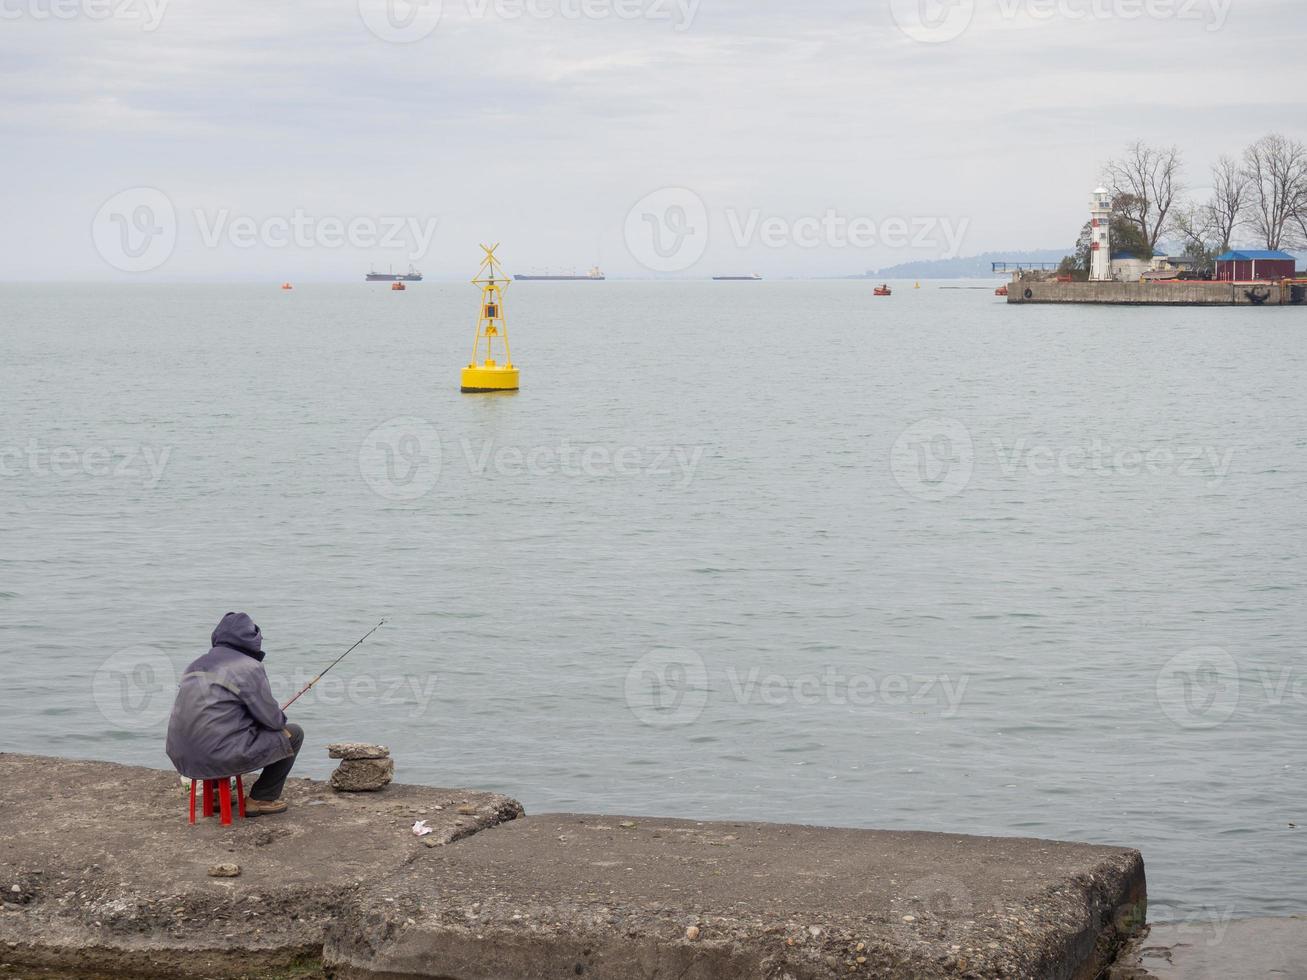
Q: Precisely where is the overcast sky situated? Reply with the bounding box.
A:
[2,0,1302,280]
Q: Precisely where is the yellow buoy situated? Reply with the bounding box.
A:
[460,243,520,394]
[914,281,921,289]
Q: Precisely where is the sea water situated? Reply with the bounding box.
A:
[1,281,1304,922]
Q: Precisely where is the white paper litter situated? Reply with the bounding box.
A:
[412,820,433,837]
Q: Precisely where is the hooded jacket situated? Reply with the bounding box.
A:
[165,612,293,780]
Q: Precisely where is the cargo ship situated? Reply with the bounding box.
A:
[712,274,762,281]
[366,265,424,282]
[514,266,605,281]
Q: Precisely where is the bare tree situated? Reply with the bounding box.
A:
[1293,186,1307,251]
[1103,141,1185,252]
[1169,156,1252,271]
[1241,133,1307,250]
[1171,202,1216,269]
[1207,155,1248,253]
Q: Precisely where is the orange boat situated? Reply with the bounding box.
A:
[995,285,1008,297]
[281,282,293,290]
[873,284,892,296]
[391,281,406,291]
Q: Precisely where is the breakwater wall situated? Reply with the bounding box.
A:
[0,754,1147,979]
[1007,279,1306,306]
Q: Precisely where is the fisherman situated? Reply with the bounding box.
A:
[166,612,305,817]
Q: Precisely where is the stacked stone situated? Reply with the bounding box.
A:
[327,743,394,792]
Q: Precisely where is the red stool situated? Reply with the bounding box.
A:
[188,776,247,826]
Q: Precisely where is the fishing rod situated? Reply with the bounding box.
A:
[282,619,387,711]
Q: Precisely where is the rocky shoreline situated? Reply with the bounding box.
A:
[0,753,1149,979]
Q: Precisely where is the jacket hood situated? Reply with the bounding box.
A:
[211,611,265,661]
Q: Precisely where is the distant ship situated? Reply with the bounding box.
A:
[514,266,605,281]
[713,274,762,281]
[366,265,424,282]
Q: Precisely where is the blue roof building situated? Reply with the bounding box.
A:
[1214,250,1298,282]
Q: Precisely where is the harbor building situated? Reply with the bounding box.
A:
[1110,250,1157,281]
[1213,249,1298,282]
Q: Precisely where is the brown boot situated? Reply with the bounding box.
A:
[244,798,289,817]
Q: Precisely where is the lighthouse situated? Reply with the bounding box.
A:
[1089,187,1112,282]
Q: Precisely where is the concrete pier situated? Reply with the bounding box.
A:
[0,753,523,979]
[0,754,1146,979]
[1007,279,1306,306]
